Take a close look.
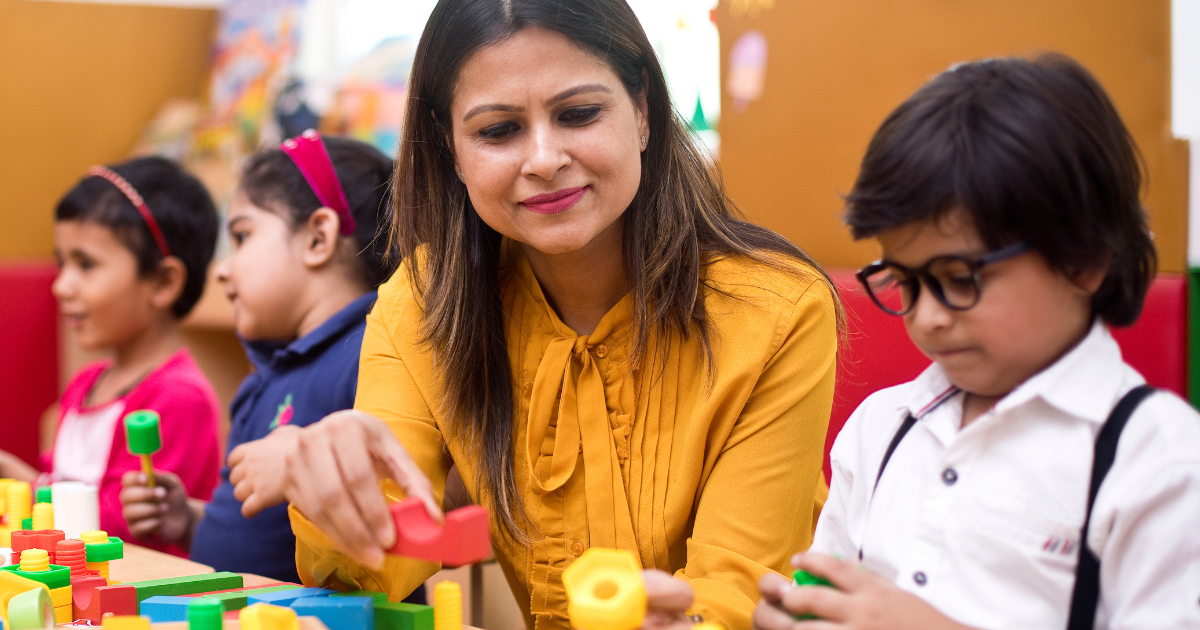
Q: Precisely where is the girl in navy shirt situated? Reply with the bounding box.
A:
[120,133,416,592]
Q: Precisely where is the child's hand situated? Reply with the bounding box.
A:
[753,554,977,630]
[238,409,441,570]
[640,569,696,630]
[0,449,39,482]
[120,470,193,546]
[228,425,301,518]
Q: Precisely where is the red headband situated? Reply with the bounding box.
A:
[87,166,172,258]
[279,130,356,235]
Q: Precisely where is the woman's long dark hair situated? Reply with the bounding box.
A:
[392,0,837,542]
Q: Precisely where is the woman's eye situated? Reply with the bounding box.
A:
[478,122,518,141]
[78,258,95,271]
[560,106,601,126]
[231,231,248,246]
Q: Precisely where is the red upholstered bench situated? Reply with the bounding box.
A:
[826,269,1187,479]
[0,261,60,467]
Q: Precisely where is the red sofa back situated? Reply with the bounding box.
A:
[827,269,1187,478]
[0,261,60,467]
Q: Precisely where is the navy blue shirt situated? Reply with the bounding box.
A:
[191,293,373,583]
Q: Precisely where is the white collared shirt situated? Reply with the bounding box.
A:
[812,322,1200,629]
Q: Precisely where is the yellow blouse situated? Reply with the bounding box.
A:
[289,244,837,630]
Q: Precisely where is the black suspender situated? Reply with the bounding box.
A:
[870,385,1156,630]
[1065,384,1156,630]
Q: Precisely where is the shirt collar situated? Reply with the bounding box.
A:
[899,320,1136,426]
[243,291,377,369]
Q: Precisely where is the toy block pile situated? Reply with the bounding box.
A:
[89,579,458,630]
[0,477,129,628]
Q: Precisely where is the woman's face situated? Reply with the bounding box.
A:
[449,26,649,257]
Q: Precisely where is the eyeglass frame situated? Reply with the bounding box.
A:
[855,241,1032,316]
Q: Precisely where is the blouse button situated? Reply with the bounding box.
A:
[571,541,585,557]
[941,469,958,485]
[594,345,609,358]
[913,571,927,586]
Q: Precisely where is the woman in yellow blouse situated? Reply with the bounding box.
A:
[227,0,838,628]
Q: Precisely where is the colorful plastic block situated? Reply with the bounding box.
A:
[240,603,299,630]
[376,601,434,630]
[139,595,195,622]
[186,598,224,630]
[54,540,87,577]
[6,586,51,630]
[48,585,70,608]
[292,596,374,630]
[0,571,49,621]
[247,587,334,607]
[176,584,300,611]
[9,531,64,566]
[432,582,460,630]
[789,570,835,620]
[101,615,151,630]
[124,411,162,488]
[331,590,387,604]
[562,548,646,630]
[71,582,137,622]
[53,604,71,624]
[124,571,242,605]
[0,564,70,590]
[387,498,490,567]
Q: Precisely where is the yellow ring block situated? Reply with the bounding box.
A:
[241,603,300,630]
[562,548,646,630]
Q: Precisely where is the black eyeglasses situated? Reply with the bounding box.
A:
[856,241,1030,315]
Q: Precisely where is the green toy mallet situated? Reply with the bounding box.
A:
[124,410,163,488]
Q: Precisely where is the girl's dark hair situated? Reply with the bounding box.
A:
[392,0,836,542]
[240,136,396,288]
[56,156,219,318]
[845,53,1156,326]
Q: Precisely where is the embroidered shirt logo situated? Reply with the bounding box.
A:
[1042,536,1078,556]
[269,393,294,430]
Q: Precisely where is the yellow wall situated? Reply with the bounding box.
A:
[0,0,217,258]
[716,0,1189,272]
[1,0,249,435]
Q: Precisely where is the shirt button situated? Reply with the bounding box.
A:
[941,468,958,485]
[594,345,609,358]
[571,541,585,557]
[913,571,927,586]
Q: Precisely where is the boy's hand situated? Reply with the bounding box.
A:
[120,470,193,545]
[641,569,696,630]
[753,554,977,630]
[228,425,301,518]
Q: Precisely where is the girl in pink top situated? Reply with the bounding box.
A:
[0,157,221,557]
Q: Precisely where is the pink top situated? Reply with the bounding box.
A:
[41,348,221,557]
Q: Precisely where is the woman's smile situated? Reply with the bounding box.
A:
[520,185,590,215]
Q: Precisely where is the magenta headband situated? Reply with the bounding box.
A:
[87,165,173,258]
[279,130,356,235]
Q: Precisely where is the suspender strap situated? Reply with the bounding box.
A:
[874,413,917,491]
[1065,384,1156,630]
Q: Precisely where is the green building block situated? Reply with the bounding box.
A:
[125,571,243,605]
[332,590,388,604]
[84,536,124,562]
[791,570,834,620]
[375,601,434,630]
[34,487,51,504]
[187,584,301,611]
[1,564,71,589]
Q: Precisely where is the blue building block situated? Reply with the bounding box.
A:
[139,595,195,622]
[291,596,374,630]
[247,587,335,607]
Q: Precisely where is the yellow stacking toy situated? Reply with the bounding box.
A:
[101,616,151,630]
[81,530,114,579]
[123,410,163,488]
[6,482,30,529]
[29,504,52,533]
[240,603,300,630]
[17,550,47,574]
[434,581,462,630]
[562,548,647,630]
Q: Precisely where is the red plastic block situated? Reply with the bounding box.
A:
[73,581,137,622]
[10,530,65,564]
[387,498,490,567]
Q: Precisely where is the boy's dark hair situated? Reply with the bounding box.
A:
[239,136,396,288]
[845,53,1156,326]
[56,156,219,318]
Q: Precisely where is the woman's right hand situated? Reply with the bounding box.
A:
[229,409,442,570]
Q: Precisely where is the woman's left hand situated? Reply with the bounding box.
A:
[641,569,697,630]
[752,554,975,630]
